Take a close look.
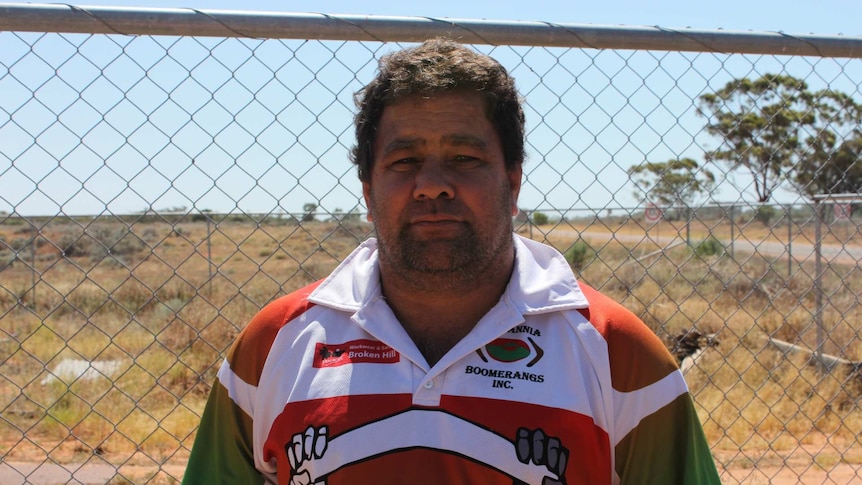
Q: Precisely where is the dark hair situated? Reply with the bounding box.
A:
[350,38,525,183]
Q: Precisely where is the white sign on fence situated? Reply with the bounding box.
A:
[644,203,663,223]
[834,202,852,221]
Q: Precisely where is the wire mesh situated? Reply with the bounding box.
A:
[1,6,861,484]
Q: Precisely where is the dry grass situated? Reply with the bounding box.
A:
[1,214,860,481]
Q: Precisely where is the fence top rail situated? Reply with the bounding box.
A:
[811,193,862,202]
[1,3,861,58]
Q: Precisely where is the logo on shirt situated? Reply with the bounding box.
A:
[313,339,400,368]
[285,411,569,484]
[476,335,544,367]
[469,334,546,390]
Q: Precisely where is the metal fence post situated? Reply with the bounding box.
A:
[30,229,36,309]
[685,206,691,247]
[786,204,792,277]
[729,205,735,259]
[206,215,213,285]
[814,199,824,373]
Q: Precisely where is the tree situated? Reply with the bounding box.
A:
[793,136,862,197]
[331,207,363,222]
[698,74,816,203]
[789,90,862,198]
[302,203,318,222]
[628,158,715,214]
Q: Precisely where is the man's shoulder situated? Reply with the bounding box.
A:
[224,280,324,383]
[255,280,325,326]
[575,282,642,331]
[575,282,679,392]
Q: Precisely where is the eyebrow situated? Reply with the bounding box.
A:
[381,137,424,156]
[380,134,488,156]
[443,134,489,150]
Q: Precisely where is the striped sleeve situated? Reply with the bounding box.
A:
[182,281,322,485]
[577,283,720,484]
[182,374,262,485]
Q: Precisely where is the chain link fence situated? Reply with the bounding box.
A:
[1,4,861,484]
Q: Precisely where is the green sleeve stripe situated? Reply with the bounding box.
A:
[615,393,720,484]
[182,380,263,485]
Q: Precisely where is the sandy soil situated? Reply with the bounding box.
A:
[2,458,859,484]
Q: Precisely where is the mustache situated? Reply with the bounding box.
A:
[406,199,464,215]
[405,201,469,223]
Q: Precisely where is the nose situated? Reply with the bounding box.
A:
[412,160,454,200]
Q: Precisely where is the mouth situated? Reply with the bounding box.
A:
[411,216,462,224]
[408,206,465,222]
[407,216,465,237]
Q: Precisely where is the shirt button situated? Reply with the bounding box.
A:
[424,380,434,389]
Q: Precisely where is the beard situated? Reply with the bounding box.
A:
[371,186,515,293]
[394,222,487,271]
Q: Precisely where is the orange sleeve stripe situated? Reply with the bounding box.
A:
[227,280,324,386]
[577,283,679,392]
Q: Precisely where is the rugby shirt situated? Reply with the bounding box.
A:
[183,235,720,484]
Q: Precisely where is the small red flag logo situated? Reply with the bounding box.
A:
[313,339,400,368]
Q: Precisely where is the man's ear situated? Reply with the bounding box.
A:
[362,181,374,222]
[508,165,522,216]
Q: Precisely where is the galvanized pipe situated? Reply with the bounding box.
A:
[1,3,861,57]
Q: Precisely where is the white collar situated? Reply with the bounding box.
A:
[308,234,589,314]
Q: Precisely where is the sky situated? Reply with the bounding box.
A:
[67,0,862,36]
[2,1,861,217]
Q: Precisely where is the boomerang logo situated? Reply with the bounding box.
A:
[476,337,544,367]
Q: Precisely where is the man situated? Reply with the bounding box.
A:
[183,38,720,484]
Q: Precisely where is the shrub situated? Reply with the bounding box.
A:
[7,237,31,252]
[754,205,776,226]
[532,212,549,225]
[140,227,159,243]
[56,225,147,260]
[694,237,724,257]
[564,240,595,271]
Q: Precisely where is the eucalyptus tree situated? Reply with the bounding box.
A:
[699,74,862,202]
[628,157,715,219]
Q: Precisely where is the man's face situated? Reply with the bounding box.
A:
[362,91,522,290]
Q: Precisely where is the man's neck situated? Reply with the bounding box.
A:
[379,255,515,367]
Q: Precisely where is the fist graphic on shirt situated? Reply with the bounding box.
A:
[287,425,328,485]
[514,427,568,485]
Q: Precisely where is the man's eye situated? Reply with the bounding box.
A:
[390,158,418,170]
[453,155,481,165]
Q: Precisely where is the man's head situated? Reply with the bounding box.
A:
[353,39,524,294]
[351,38,525,183]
